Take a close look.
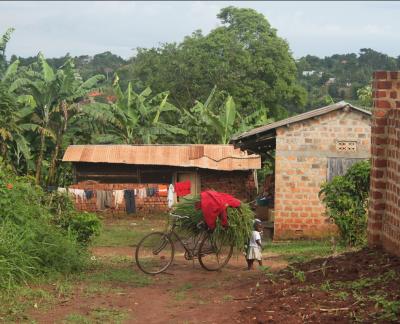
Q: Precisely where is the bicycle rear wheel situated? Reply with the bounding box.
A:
[198,234,233,271]
[135,232,174,274]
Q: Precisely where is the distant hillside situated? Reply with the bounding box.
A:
[296,48,399,109]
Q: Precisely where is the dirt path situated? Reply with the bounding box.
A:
[28,247,287,324]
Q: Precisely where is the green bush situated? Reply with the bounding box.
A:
[0,163,99,289]
[46,192,101,245]
[319,160,370,246]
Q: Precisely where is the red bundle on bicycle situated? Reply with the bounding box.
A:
[197,190,241,230]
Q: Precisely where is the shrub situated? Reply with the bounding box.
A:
[319,160,370,246]
[0,163,97,289]
[46,192,101,245]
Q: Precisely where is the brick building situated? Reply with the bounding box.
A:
[368,71,400,256]
[231,102,371,240]
[62,144,260,215]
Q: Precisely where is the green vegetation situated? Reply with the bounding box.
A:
[93,217,165,247]
[0,163,99,289]
[0,7,392,185]
[173,195,254,251]
[63,308,128,324]
[0,7,307,185]
[320,160,371,246]
[297,48,398,109]
[267,240,346,263]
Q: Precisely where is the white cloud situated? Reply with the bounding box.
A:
[0,1,399,59]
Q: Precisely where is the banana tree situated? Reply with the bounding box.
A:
[20,53,104,184]
[98,75,187,144]
[186,86,238,144]
[46,59,105,185]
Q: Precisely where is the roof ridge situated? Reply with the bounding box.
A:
[231,101,371,142]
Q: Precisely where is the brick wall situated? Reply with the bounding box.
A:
[199,170,256,202]
[69,182,168,215]
[274,109,371,239]
[368,71,400,256]
[69,170,256,215]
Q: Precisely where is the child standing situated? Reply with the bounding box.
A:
[246,219,263,270]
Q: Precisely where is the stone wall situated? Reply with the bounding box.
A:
[368,71,400,256]
[274,109,371,239]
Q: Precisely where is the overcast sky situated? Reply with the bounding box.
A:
[1,1,399,60]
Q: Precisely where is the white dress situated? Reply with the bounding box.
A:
[246,230,262,260]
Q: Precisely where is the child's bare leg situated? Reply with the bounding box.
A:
[246,259,254,270]
[258,259,263,267]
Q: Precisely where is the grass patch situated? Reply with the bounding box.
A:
[266,240,348,263]
[85,267,151,286]
[0,287,55,322]
[63,313,90,324]
[63,307,128,324]
[172,282,193,301]
[93,217,167,247]
[223,294,234,301]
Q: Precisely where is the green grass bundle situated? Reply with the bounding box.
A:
[172,195,255,251]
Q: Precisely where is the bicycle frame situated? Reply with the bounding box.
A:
[166,218,207,259]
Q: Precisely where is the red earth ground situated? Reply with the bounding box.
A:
[28,247,287,324]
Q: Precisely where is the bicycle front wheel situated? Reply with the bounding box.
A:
[198,234,233,271]
[135,232,174,274]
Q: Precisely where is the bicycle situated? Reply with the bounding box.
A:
[135,213,233,274]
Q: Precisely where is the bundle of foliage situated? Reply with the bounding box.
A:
[173,195,254,251]
[319,160,371,246]
[0,162,100,289]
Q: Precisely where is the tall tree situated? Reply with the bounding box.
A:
[122,6,307,121]
[20,53,104,184]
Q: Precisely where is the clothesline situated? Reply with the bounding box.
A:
[57,180,191,212]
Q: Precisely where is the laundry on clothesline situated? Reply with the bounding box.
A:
[68,188,85,202]
[175,180,191,197]
[168,184,175,208]
[158,184,168,197]
[84,190,94,200]
[124,190,136,214]
[113,190,125,209]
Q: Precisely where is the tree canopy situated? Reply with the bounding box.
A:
[119,6,307,120]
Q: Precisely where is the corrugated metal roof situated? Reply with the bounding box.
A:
[62,144,261,171]
[231,101,371,142]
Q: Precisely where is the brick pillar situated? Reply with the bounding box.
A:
[368,71,400,248]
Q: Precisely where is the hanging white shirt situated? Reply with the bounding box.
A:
[167,184,175,208]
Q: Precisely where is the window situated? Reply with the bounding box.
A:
[327,157,365,182]
[336,140,357,152]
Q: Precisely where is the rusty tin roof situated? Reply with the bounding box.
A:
[62,144,261,171]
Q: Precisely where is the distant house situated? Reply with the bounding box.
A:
[325,77,336,85]
[302,71,323,77]
[231,102,371,240]
[62,144,261,215]
[302,70,316,76]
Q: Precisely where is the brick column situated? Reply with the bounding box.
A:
[368,71,400,249]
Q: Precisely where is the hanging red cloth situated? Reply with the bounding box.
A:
[199,190,241,230]
[175,180,191,197]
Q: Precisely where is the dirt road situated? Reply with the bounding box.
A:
[28,247,287,324]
